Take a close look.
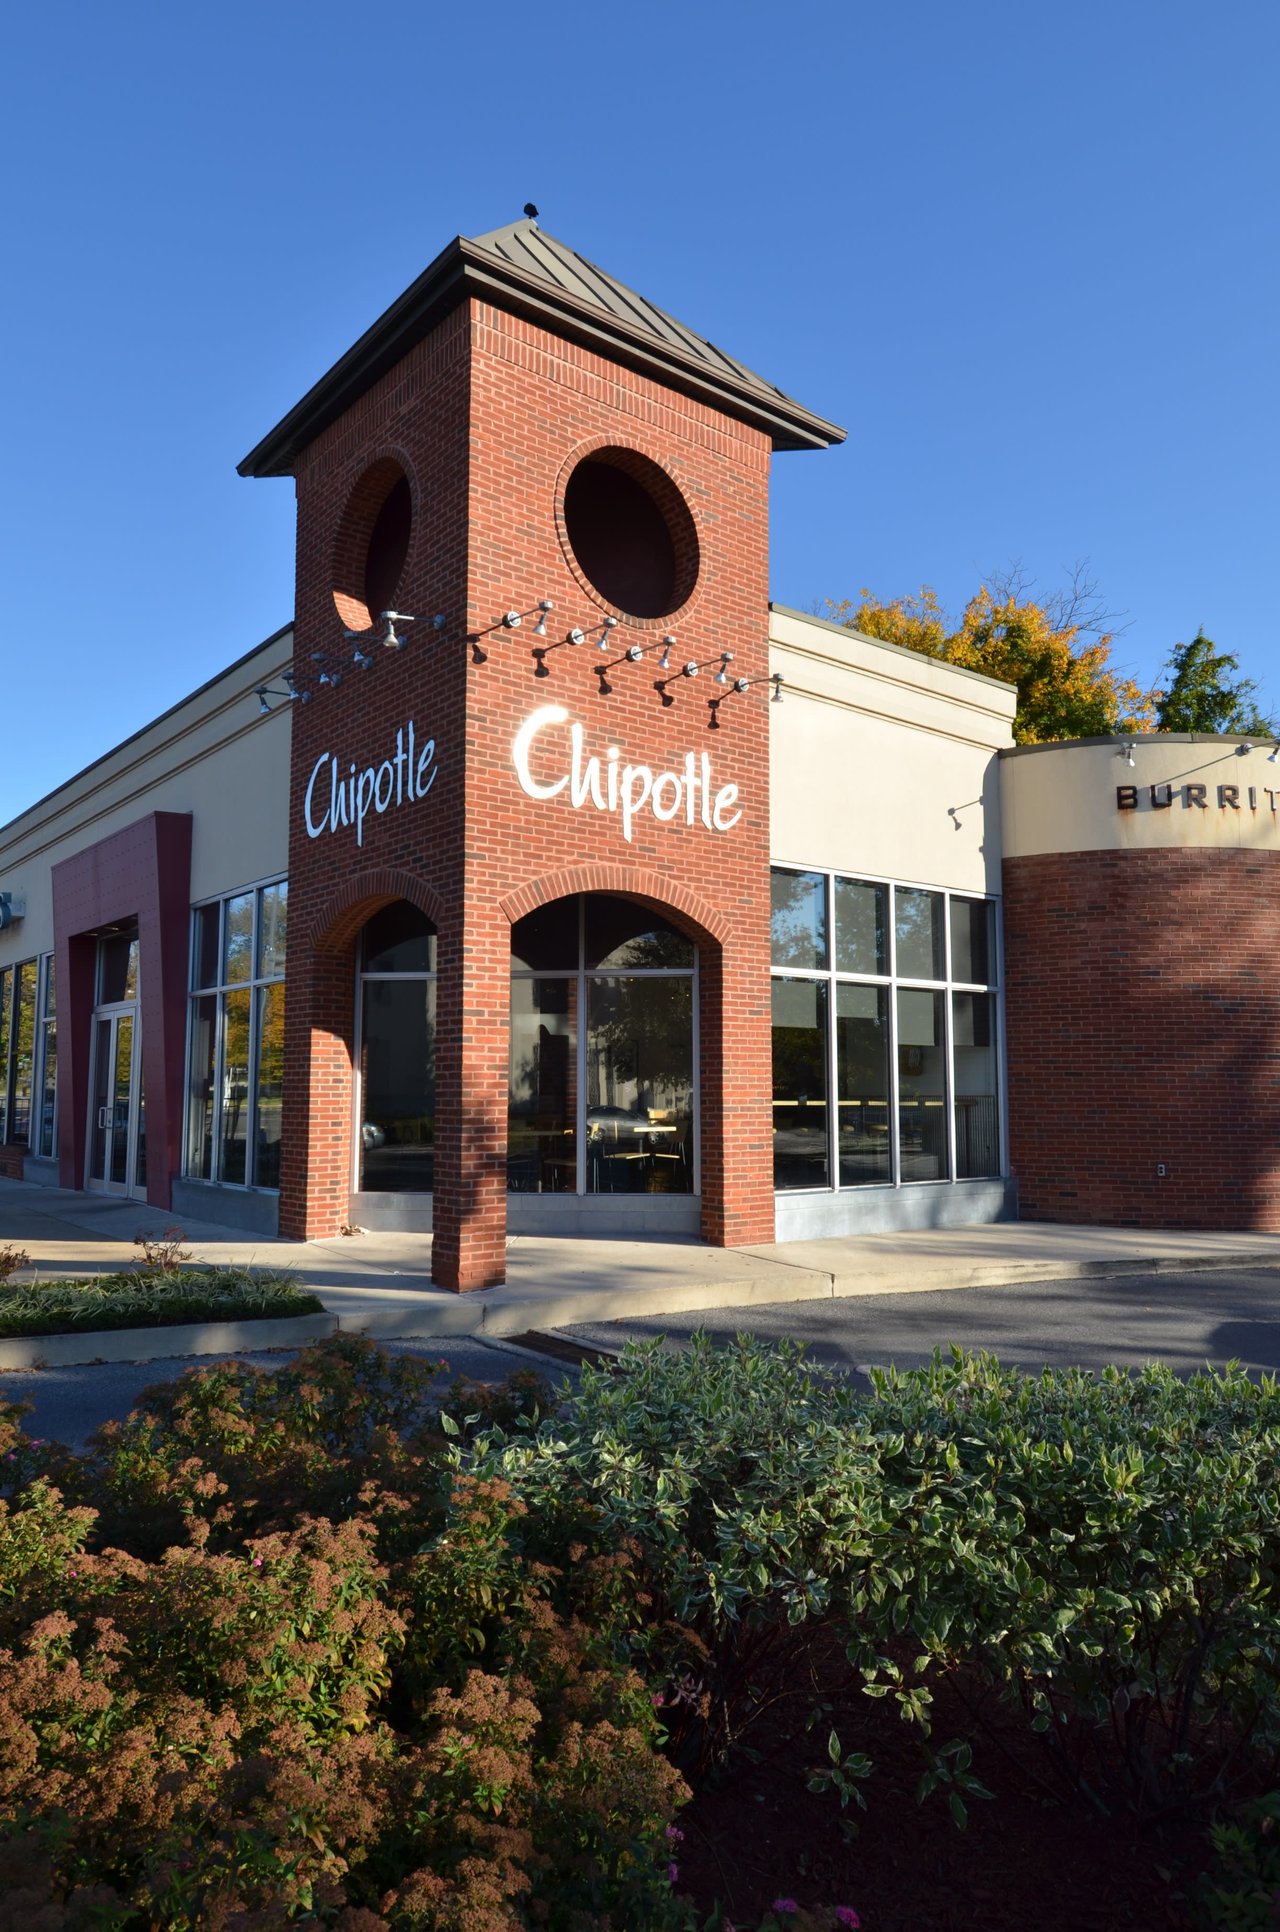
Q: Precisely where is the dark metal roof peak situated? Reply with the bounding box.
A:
[238,220,845,478]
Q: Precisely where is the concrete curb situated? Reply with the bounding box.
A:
[0,1312,337,1371]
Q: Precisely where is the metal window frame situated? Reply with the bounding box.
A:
[184,875,287,1192]
[771,865,1004,1196]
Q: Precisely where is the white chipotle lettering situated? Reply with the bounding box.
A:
[512,705,742,842]
[305,722,437,846]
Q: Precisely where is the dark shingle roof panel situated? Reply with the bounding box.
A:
[239,220,845,477]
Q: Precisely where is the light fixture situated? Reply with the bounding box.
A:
[503,610,522,630]
[682,661,699,679]
[344,629,376,669]
[311,653,342,690]
[1238,741,1253,756]
[1269,743,1280,764]
[567,626,585,646]
[658,634,675,671]
[254,675,311,713]
[382,611,416,650]
[431,613,446,631]
[626,644,643,663]
[532,599,554,638]
[1117,738,1136,767]
[714,651,734,686]
[597,616,619,652]
[771,673,784,703]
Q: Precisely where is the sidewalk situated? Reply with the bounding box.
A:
[3,1179,1280,1367]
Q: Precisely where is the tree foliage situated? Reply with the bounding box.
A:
[822,571,1156,745]
[1155,629,1273,735]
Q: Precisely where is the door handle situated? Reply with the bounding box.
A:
[98,1106,110,1131]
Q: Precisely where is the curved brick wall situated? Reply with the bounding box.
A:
[1003,848,1280,1229]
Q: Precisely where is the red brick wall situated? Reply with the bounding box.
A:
[1003,848,1280,1228]
[280,298,776,1284]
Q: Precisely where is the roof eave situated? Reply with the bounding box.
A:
[239,238,845,477]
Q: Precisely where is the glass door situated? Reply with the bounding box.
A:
[86,1009,145,1197]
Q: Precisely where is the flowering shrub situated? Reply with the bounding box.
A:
[4,1331,1280,1925]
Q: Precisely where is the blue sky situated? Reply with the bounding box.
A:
[3,1,1276,821]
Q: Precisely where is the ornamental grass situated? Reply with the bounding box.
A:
[0,1264,322,1336]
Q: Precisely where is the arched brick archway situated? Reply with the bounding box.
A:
[278,871,448,1242]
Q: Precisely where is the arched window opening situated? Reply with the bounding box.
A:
[357,900,437,1193]
[508,894,696,1197]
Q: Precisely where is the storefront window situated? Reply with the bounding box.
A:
[510,895,696,1196]
[0,957,51,1151]
[37,957,56,1158]
[184,880,287,1189]
[771,869,1002,1192]
[357,902,436,1193]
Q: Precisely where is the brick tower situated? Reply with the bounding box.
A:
[240,219,842,1289]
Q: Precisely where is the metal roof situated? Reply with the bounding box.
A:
[238,219,845,477]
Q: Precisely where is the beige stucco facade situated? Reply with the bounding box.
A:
[1001,734,1280,857]
[767,605,1016,889]
[0,629,294,969]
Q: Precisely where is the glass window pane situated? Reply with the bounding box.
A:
[362,900,436,974]
[254,983,285,1188]
[954,992,1000,1178]
[834,878,887,977]
[109,1016,134,1187]
[192,905,221,990]
[99,929,139,1003]
[586,976,693,1194]
[360,980,436,1190]
[257,882,288,979]
[950,898,994,985]
[43,956,56,1019]
[897,988,947,1181]
[9,963,35,1145]
[38,1020,56,1158]
[771,870,828,970]
[836,983,890,1186]
[0,968,10,1143]
[511,898,579,973]
[224,895,254,985]
[772,977,829,1189]
[585,895,694,970]
[895,888,944,981]
[219,988,252,1183]
[186,994,218,1180]
[508,976,577,1192]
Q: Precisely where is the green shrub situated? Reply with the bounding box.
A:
[0,1265,322,1336]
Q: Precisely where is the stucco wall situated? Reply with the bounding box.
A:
[0,630,293,968]
[768,607,1015,893]
[1001,734,1280,857]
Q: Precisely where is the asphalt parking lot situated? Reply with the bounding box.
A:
[566,1264,1280,1381]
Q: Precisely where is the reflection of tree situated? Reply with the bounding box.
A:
[11,964,35,1136]
[895,891,942,980]
[589,976,693,1111]
[771,872,825,967]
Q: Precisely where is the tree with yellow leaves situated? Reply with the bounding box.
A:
[823,569,1156,745]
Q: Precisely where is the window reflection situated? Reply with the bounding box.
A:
[895,889,944,981]
[771,870,828,970]
[359,979,436,1191]
[953,992,999,1177]
[587,977,692,1193]
[508,978,577,1192]
[836,983,890,1185]
[897,988,947,1180]
[772,977,829,1189]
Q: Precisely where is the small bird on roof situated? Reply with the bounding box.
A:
[523,202,539,222]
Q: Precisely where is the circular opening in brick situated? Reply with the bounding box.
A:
[562,449,698,619]
[332,461,413,632]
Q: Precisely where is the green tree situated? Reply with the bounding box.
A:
[1155,629,1273,734]
[822,569,1156,746]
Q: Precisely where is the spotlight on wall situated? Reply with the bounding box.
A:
[658,634,675,671]
[311,653,342,690]
[254,675,311,714]
[1118,738,1137,767]
[532,599,554,638]
[713,651,734,686]
[381,611,416,650]
[1270,744,1280,764]
[596,616,619,652]
[345,630,376,669]
[771,673,784,703]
